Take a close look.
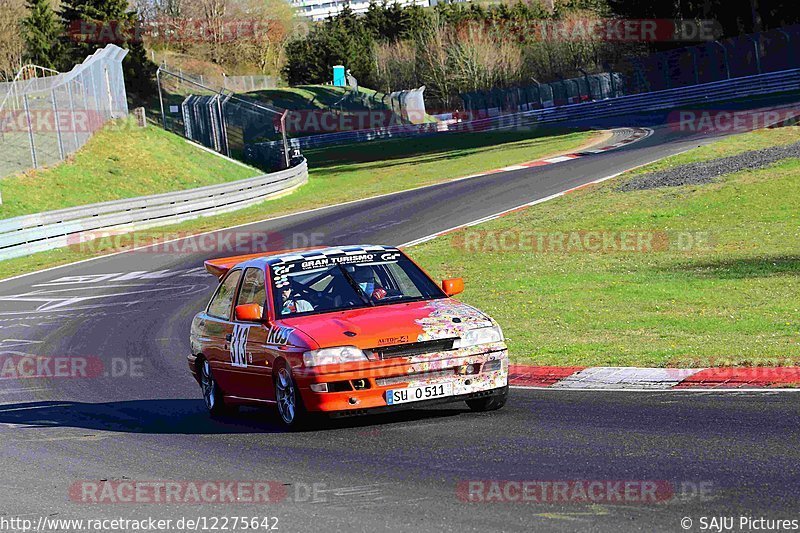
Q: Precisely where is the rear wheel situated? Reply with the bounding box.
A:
[466,386,508,412]
[199,359,230,417]
[274,366,308,429]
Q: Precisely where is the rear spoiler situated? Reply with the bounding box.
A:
[203,246,328,279]
[204,253,267,279]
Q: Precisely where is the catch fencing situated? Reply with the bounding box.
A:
[223,75,277,93]
[256,66,800,153]
[156,68,295,172]
[617,24,800,93]
[465,25,800,117]
[0,44,129,180]
[462,72,623,117]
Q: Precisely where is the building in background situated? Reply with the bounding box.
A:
[290,0,429,21]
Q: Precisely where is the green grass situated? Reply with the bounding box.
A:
[627,126,800,175]
[409,127,800,367]
[0,117,260,219]
[0,126,599,279]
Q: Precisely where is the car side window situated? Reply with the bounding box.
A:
[237,268,266,308]
[207,269,242,319]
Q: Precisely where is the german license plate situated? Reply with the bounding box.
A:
[386,383,454,405]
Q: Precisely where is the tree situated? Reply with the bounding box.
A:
[283,6,377,86]
[60,0,155,97]
[21,0,64,70]
[0,0,26,79]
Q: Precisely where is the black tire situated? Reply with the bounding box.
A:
[198,358,232,417]
[466,386,508,412]
[273,365,309,429]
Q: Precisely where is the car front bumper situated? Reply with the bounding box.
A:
[327,385,508,418]
[294,344,509,413]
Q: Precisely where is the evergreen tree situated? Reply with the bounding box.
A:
[61,0,128,62]
[60,0,155,97]
[21,0,64,70]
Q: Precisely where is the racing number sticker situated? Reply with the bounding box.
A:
[230,324,249,368]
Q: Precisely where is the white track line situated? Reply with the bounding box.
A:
[399,170,628,247]
[400,139,693,249]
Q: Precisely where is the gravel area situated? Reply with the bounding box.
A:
[618,140,800,191]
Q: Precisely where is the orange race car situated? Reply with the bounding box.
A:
[188,245,508,428]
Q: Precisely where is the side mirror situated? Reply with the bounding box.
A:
[442,278,464,296]
[235,303,264,322]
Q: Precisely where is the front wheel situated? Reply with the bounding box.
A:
[466,386,508,412]
[274,366,308,429]
[199,359,231,417]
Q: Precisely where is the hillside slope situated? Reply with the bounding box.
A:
[0,117,261,219]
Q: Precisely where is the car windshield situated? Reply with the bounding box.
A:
[271,251,445,317]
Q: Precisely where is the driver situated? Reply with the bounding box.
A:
[278,278,313,314]
[351,267,387,300]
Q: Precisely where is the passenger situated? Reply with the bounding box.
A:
[352,267,387,300]
[278,279,313,314]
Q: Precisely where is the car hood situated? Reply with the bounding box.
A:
[277,298,495,350]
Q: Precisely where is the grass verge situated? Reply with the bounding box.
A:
[0,127,600,280]
[411,127,800,367]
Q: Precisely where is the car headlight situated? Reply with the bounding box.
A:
[454,325,504,348]
[303,346,368,367]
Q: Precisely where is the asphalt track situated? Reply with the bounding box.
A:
[1,110,799,532]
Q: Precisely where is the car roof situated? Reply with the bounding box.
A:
[264,244,400,266]
[204,245,401,278]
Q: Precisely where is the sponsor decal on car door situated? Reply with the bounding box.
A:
[230,323,250,368]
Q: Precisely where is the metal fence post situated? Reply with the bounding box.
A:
[104,65,114,117]
[577,68,592,100]
[531,78,543,107]
[51,88,65,160]
[714,41,731,79]
[79,71,90,146]
[219,94,231,158]
[67,81,79,149]
[746,34,762,74]
[280,110,290,169]
[23,94,37,168]
[156,68,167,130]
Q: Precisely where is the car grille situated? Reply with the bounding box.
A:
[370,338,456,359]
[375,369,455,386]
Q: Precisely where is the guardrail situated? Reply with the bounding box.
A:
[264,67,800,152]
[0,158,308,261]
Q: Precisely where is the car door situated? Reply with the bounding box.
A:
[229,266,272,400]
[203,268,242,393]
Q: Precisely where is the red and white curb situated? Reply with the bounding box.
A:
[458,127,652,180]
[509,365,800,390]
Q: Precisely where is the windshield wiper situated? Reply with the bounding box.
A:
[374,295,428,306]
[338,266,374,306]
